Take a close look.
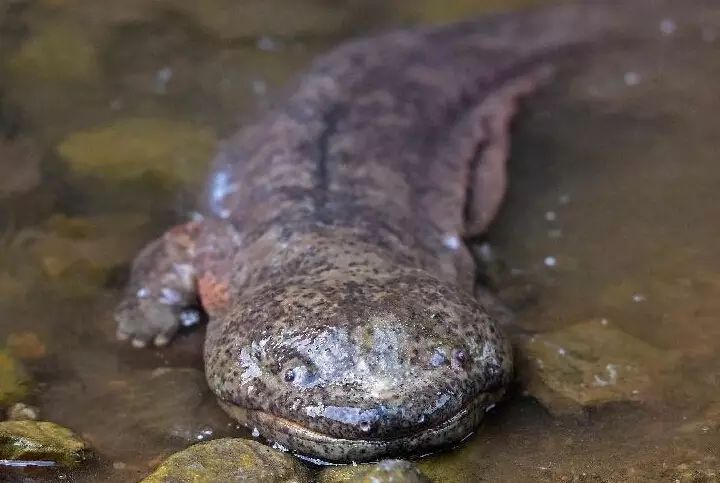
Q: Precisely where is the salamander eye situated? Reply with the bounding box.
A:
[282,359,318,387]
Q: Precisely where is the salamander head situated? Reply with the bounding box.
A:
[205,270,512,463]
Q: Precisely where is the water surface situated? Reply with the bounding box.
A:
[1,1,719,481]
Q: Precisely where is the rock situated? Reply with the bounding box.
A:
[57,118,216,185]
[702,402,720,431]
[6,402,39,421]
[661,455,720,483]
[0,138,42,199]
[8,21,100,84]
[3,17,107,142]
[0,231,44,306]
[0,271,32,306]
[6,331,47,360]
[677,401,720,435]
[518,319,669,416]
[141,438,310,483]
[0,351,30,409]
[0,213,152,303]
[14,212,152,298]
[318,459,430,483]
[0,420,92,468]
[534,467,610,482]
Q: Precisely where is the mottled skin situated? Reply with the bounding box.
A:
[115,4,624,463]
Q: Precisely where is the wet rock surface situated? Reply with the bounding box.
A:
[518,319,669,416]
[318,459,431,483]
[141,438,311,483]
[0,420,92,468]
[6,402,40,421]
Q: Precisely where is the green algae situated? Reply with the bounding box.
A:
[0,420,92,468]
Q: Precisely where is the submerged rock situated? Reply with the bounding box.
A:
[0,213,150,303]
[318,459,430,483]
[677,401,720,435]
[519,319,668,416]
[6,331,47,361]
[0,351,30,409]
[661,453,720,483]
[32,213,150,272]
[16,212,152,298]
[57,118,216,185]
[6,402,39,421]
[141,438,310,483]
[0,420,92,468]
[0,138,42,199]
[8,21,100,84]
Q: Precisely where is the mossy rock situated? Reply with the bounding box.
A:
[318,459,431,483]
[0,420,92,468]
[57,118,216,185]
[518,319,670,415]
[142,438,310,483]
[0,351,30,408]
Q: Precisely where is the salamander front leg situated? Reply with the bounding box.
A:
[115,222,204,348]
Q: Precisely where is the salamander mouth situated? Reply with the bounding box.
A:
[217,389,504,463]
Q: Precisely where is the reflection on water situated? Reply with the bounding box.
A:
[1,0,719,481]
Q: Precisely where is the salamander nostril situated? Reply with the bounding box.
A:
[358,420,373,432]
[452,348,468,368]
[284,369,295,382]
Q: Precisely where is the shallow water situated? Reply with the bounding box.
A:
[1,1,719,481]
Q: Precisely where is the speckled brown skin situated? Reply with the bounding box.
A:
[115,3,633,462]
